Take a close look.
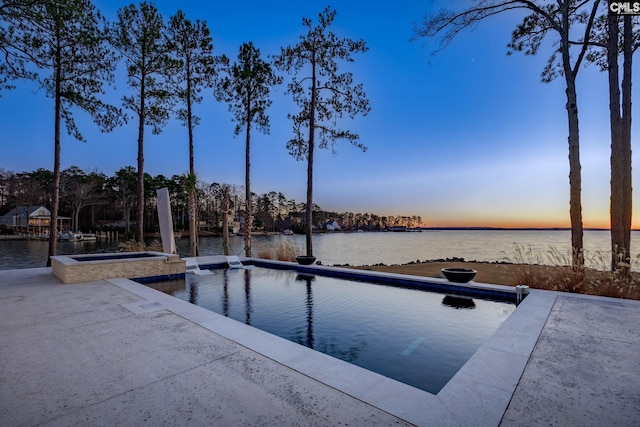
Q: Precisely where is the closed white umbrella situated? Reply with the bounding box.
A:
[156,187,176,254]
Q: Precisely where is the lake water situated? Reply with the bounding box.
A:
[1,229,638,270]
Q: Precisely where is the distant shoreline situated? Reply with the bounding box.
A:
[0,235,29,241]
[420,227,620,231]
[0,227,633,241]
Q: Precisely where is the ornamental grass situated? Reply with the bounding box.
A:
[118,239,163,252]
[506,243,640,300]
[255,239,303,262]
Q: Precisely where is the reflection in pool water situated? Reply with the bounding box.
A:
[146,267,515,394]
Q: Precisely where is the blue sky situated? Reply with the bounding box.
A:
[0,1,635,228]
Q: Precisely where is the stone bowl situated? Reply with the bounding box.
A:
[296,255,316,265]
[441,267,477,283]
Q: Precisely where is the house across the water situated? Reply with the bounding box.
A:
[0,206,70,235]
[325,220,341,231]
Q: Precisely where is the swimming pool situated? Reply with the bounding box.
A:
[145,265,515,394]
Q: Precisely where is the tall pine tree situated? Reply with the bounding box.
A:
[275,7,370,259]
[1,0,120,265]
[168,10,216,256]
[216,42,281,257]
[109,1,178,243]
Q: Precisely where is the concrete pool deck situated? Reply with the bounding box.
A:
[1,265,639,426]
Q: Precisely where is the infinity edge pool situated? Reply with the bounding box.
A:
[111,255,556,425]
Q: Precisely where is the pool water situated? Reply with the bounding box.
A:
[146,267,515,394]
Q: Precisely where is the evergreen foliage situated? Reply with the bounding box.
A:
[167,9,217,256]
[109,1,179,242]
[216,41,281,256]
[274,6,370,256]
[0,0,121,265]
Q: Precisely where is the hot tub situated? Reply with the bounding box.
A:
[50,251,185,284]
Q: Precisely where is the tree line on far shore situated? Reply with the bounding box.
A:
[0,166,423,235]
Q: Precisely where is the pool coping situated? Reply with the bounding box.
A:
[113,256,557,426]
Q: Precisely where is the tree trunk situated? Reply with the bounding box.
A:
[608,14,633,272]
[188,190,197,256]
[135,92,145,243]
[187,176,198,258]
[565,79,584,269]
[621,15,633,266]
[124,204,131,233]
[222,186,230,255]
[305,53,317,258]
[244,99,252,257]
[47,41,62,267]
[73,205,80,232]
[306,137,314,257]
[560,6,584,269]
[187,70,198,257]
